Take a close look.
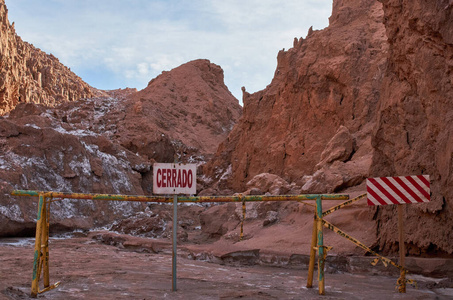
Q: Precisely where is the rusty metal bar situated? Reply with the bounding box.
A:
[42,199,50,289]
[12,189,349,297]
[31,193,45,298]
[11,190,349,203]
[240,197,246,241]
[306,211,318,288]
[322,218,405,271]
[316,195,325,295]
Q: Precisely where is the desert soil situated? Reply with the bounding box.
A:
[1,234,452,300]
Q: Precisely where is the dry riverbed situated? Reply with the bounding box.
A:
[0,233,452,299]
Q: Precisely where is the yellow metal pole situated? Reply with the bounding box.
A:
[307,212,318,288]
[316,195,325,295]
[42,199,50,288]
[397,205,406,293]
[240,197,246,241]
[31,193,45,298]
[12,190,349,203]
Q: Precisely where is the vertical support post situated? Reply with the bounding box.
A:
[31,193,45,298]
[316,195,325,295]
[172,194,177,291]
[307,212,318,288]
[42,199,50,288]
[397,204,406,293]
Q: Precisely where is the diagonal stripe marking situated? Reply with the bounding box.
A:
[380,177,412,204]
[367,180,390,205]
[393,177,423,203]
[408,176,430,200]
[368,178,401,204]
[367,186,387,205]
[368,180,396,205]
[405,176,430,202]
[417,175,430,188]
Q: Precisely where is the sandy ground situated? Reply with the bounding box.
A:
[0,235,452,300]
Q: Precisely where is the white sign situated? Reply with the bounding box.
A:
[153,163,197,195]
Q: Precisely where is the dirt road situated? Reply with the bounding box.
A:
[0,235,451,299]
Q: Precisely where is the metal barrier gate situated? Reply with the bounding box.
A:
[306,193,416,294]
[11,190,414,297]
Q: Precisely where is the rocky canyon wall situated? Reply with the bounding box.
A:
[0,0,95,115]
[370,0,453,254]
[204,0,453,255]
[204,0,388,193]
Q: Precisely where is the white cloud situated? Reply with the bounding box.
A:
[6,0,332,102]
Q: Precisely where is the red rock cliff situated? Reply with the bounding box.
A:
[370,0,453,254]
[205,0,453,255]
[0,0,95,115]
[204,0,387,193]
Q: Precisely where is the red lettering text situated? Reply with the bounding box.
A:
[172,169,177,187]
[157,169,162,187]
[166,169,172,187]
[188,170,193,188]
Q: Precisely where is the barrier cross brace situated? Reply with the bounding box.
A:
[306,193,415,295]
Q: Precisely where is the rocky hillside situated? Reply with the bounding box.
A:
[0,58,241,236]
[105,59,242,163]
[0,0,242,237]
[204,0,453,256]
[0,102,149,236]
[0,0,96,115]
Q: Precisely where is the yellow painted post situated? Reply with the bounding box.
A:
[31,193,45,298]
[42,199,50,288]
[397,205,406,293]
[316,195,325,295]
[240,197,246,241]
[306,212,318,288]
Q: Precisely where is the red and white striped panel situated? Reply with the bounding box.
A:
[367,175,430,206]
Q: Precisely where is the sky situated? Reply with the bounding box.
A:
[6,0,332,103]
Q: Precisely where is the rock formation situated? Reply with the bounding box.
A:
[106,59,242,163]
[0,103,149,236]
[0,0,96,115]
[370,0,453,255]
[204,0,387,193]
[204,0,453,256]
[0,58,241,236]
[0,3,242,239]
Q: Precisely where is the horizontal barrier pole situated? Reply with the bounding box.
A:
[11,190,349,203]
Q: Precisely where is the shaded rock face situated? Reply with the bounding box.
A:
[0,0,96,115]
[370,0,453,254]
[205,0,386,193]
[0,103,149,236]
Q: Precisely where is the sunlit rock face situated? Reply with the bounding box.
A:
[0,0,96,115]
[204,0,453,255]
[204,0,387,193]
